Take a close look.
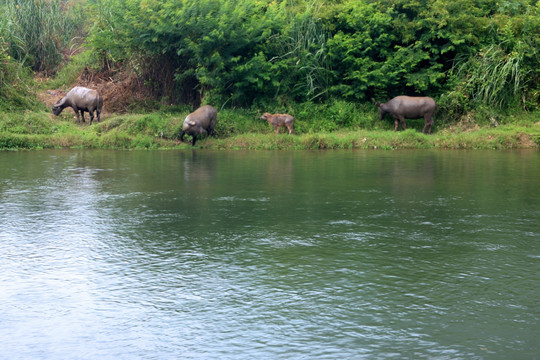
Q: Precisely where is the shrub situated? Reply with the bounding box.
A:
[0,43,40,111]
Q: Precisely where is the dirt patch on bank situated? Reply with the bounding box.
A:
[37,67,151,115]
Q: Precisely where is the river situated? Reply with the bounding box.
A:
[1,149,538,359]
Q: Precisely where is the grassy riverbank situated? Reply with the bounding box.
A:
[1,107,538,150]
[2,0,539,152]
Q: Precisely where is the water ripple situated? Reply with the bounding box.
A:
[1,150,539,359]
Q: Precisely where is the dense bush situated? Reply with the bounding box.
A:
[325,0,491,101]
[86,0,328,105]
[1,0,539,118]
[84,0,538,113]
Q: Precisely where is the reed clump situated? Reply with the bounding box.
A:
[2,0,84,74]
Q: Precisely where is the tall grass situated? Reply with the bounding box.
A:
[454,44,527,109]
[2,0,85,74]
[272,1,331,102]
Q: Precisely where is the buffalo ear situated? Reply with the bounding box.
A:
[375,102,381,107]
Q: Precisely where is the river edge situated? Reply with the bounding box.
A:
[1,111,539,150]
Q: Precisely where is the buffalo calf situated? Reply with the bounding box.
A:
[261,113,295,134]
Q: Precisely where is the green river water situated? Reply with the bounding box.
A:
[0,149,538,359]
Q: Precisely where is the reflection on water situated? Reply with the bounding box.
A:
[0,150,539,359]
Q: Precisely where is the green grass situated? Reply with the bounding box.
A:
[202,125,539,150]
[1,91,539,151]
[1,108,538,150]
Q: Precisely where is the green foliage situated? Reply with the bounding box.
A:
[0,35,42,111]
[455,44,525,108]
[266,2,332,103]
[0,48,41,111]
[325,0,496,101]
[292,100,381,133]
[46,50,95,89]
[215,108,269,137]
[2,0,540,125]
[87,0,334,105]
[88,0,285,104]
[85,0,131,64]
[51,0,539,115]
[1,0,85,74]
[326,1,396,100]
[448,2,540,110]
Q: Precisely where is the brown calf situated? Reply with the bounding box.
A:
[260,113,295,134]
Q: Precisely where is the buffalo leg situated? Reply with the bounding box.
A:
[72,107,81,123]
[422,116,428,134]
[80,110,86,123]
[423,115,433,134]
[89,111,94,125]
[399,116,406,131]
[179,130,185,142]
[191,136,197,146]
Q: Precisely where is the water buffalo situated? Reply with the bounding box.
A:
[261,113,295,134]
[179,105,218,146]
[52,86,103,125]
[377,96,437,134]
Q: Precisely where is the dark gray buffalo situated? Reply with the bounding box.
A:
[52,86,103,124]
[377,96,437,134]
[179,105,218,146]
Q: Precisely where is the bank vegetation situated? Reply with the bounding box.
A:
[0,0,539,150]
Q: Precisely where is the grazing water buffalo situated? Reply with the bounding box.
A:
[52,86,103,125]
[179,105,218,146]
[377,96,437,134]
[261,113,295,134]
